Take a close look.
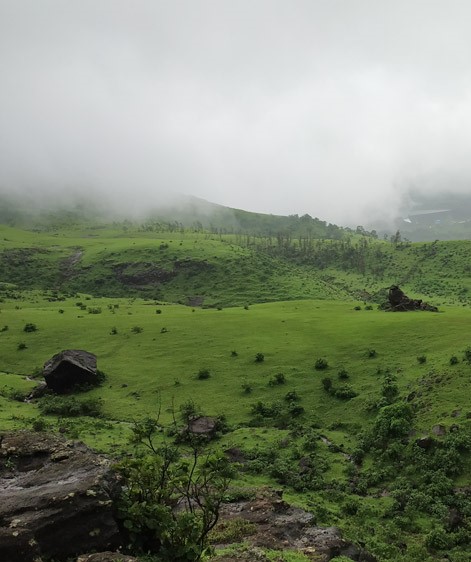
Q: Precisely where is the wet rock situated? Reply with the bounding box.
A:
[77,553,138,562]
[43,349,99,393]
[0,431,121,562]
[432,424,446,436]
[416,436,435,449]
[217,488,376,561]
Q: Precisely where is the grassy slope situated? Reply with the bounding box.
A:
[3,223,471,560]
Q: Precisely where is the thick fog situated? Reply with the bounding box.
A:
[2,1,471,225]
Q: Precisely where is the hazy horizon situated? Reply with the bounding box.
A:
[2,1,471,226]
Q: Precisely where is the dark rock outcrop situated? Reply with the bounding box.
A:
[0,431,121,562]
[43,349,99,393]
[217,488,376,561]
[385,285,438,312]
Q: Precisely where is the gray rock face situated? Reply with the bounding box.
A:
[218,488,376,561]
[43,349,98,393]
[0,431,121,562]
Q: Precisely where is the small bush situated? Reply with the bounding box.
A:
[338,369,349,380]
[31,418,48,432]
[58,309,64,314]
[334,385,358,400]
[110,327,118,335]
[131,326,143,333]
[241,382,253,394]
[284,390,300,402]
[0,325,8,332]
[322,377,333,392]
[315,358,328,370]
[255,353,265,363]
[17,342,27,351]
[450,356,459,365]
[366,349,377,358]
[23,323,37,333]
[354,305,361,311]
[231,350,238,357]
[156,309,162,314]
[160,327,168,333]
[417,355,427,364]
[364,305,373,310]
[197,368,211,380]
[87,307,102,315]
[268,373,286,386]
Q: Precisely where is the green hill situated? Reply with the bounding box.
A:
[2,208,471,561]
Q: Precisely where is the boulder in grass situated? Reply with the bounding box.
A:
[43,349,99,393]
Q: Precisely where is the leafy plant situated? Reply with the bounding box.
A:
[254,352,265,363]
[23,322,37,332]
[315,358,328,370]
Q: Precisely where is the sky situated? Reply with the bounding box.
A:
[2,1,471,226]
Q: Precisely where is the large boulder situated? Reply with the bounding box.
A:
[0,431,121,562]
[43,349,99,393]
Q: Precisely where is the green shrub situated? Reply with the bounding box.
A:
[131,326,143,333]
[315,358,328,370]
[197,368,211,380]
[38,396,102,417]
[338,369,349,380]
[366,348,377,358]
[334,385,358,400]
[321,377,333,392]
[268,372,286,386]
[17,342,27,350]
[254,352,265,363]
[284,390,300,402]
[241,382,253,394]
[450,355,459,365]
[417,355,427,364]
[23,323,37,332]
[87,307,102,314]
[110,326,118,335]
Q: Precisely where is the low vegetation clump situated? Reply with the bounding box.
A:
[254,352,265,363]
[197,368,211,380]
[38,395,102,417]
[23,322,37,332]
[314,358,328,370]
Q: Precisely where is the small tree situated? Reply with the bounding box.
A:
[254,353,265,363]
[117,417,233,561]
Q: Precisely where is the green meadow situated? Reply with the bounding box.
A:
[2,219,471,561]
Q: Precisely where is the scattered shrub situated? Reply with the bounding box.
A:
[334,385,358,400]
[87,307,102,314]
[31,418,48,432]
[160,327,168,333]
[364,305,373,310]
[241,381,253,394]
[284,390,300,402]
[366,349,377,358]
[231,350,238,357]
[255,352,265,363]
[17,342,27,351]
[110,326,118,335]
[131,326,143,333]
[315,358,328,370]
[322,377,333,392]
[450,355,459,365]
[268,372,286,386]
[417,355,427,364]
[23,323,37,333]
[354,305,362,311]
[0,325,8,332]
[197,368,211,380]
[338,369,349,380]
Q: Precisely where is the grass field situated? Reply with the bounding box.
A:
[3,222,471,561]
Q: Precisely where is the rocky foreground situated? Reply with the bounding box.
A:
[0,431,373,562]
